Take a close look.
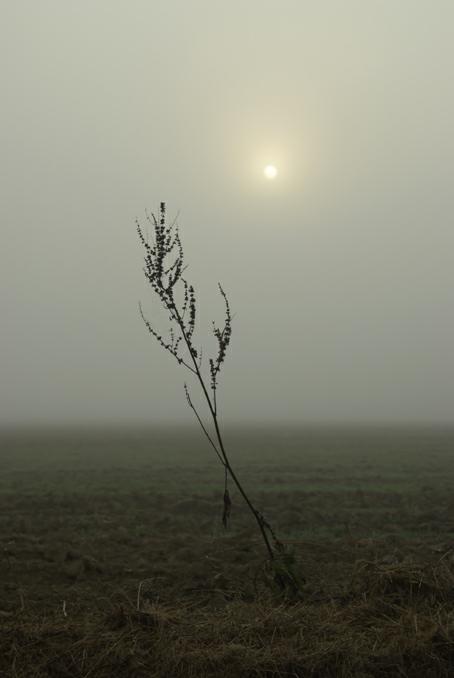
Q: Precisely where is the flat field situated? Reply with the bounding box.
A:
[1,424,454,677]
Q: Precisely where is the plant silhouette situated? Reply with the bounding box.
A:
[137,203,301,591]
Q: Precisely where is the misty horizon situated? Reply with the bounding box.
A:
[2,2,453,427]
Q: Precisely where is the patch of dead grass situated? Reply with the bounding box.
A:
[3,558,454,678]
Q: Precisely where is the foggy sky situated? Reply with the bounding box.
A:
[2,1,453,426]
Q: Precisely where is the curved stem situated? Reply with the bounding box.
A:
[173,306,275,560]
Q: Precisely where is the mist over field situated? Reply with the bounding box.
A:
[3,7,454,675]
[2,1,453,428]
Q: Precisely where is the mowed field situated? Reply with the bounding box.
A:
[1,424,454,677]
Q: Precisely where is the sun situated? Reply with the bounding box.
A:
[264,164,278,179]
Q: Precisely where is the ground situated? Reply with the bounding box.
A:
[1,424,454,677]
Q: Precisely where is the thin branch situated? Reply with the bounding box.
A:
[213,383,217,416]
[138,302,197,375]
[184,384,224,466]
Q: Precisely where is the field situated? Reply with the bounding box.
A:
[1,424,454,677]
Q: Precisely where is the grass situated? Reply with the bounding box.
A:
[1,424,454,676]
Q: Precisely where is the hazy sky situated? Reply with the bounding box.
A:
[2,1,453,426]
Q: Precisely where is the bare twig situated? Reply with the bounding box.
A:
[184,383,224,466]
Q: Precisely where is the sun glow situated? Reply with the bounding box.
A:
[264,164,278,179]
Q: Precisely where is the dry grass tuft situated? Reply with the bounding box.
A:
[3,558,454,677]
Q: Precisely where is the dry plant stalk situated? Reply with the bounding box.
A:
[136,203,284,565]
